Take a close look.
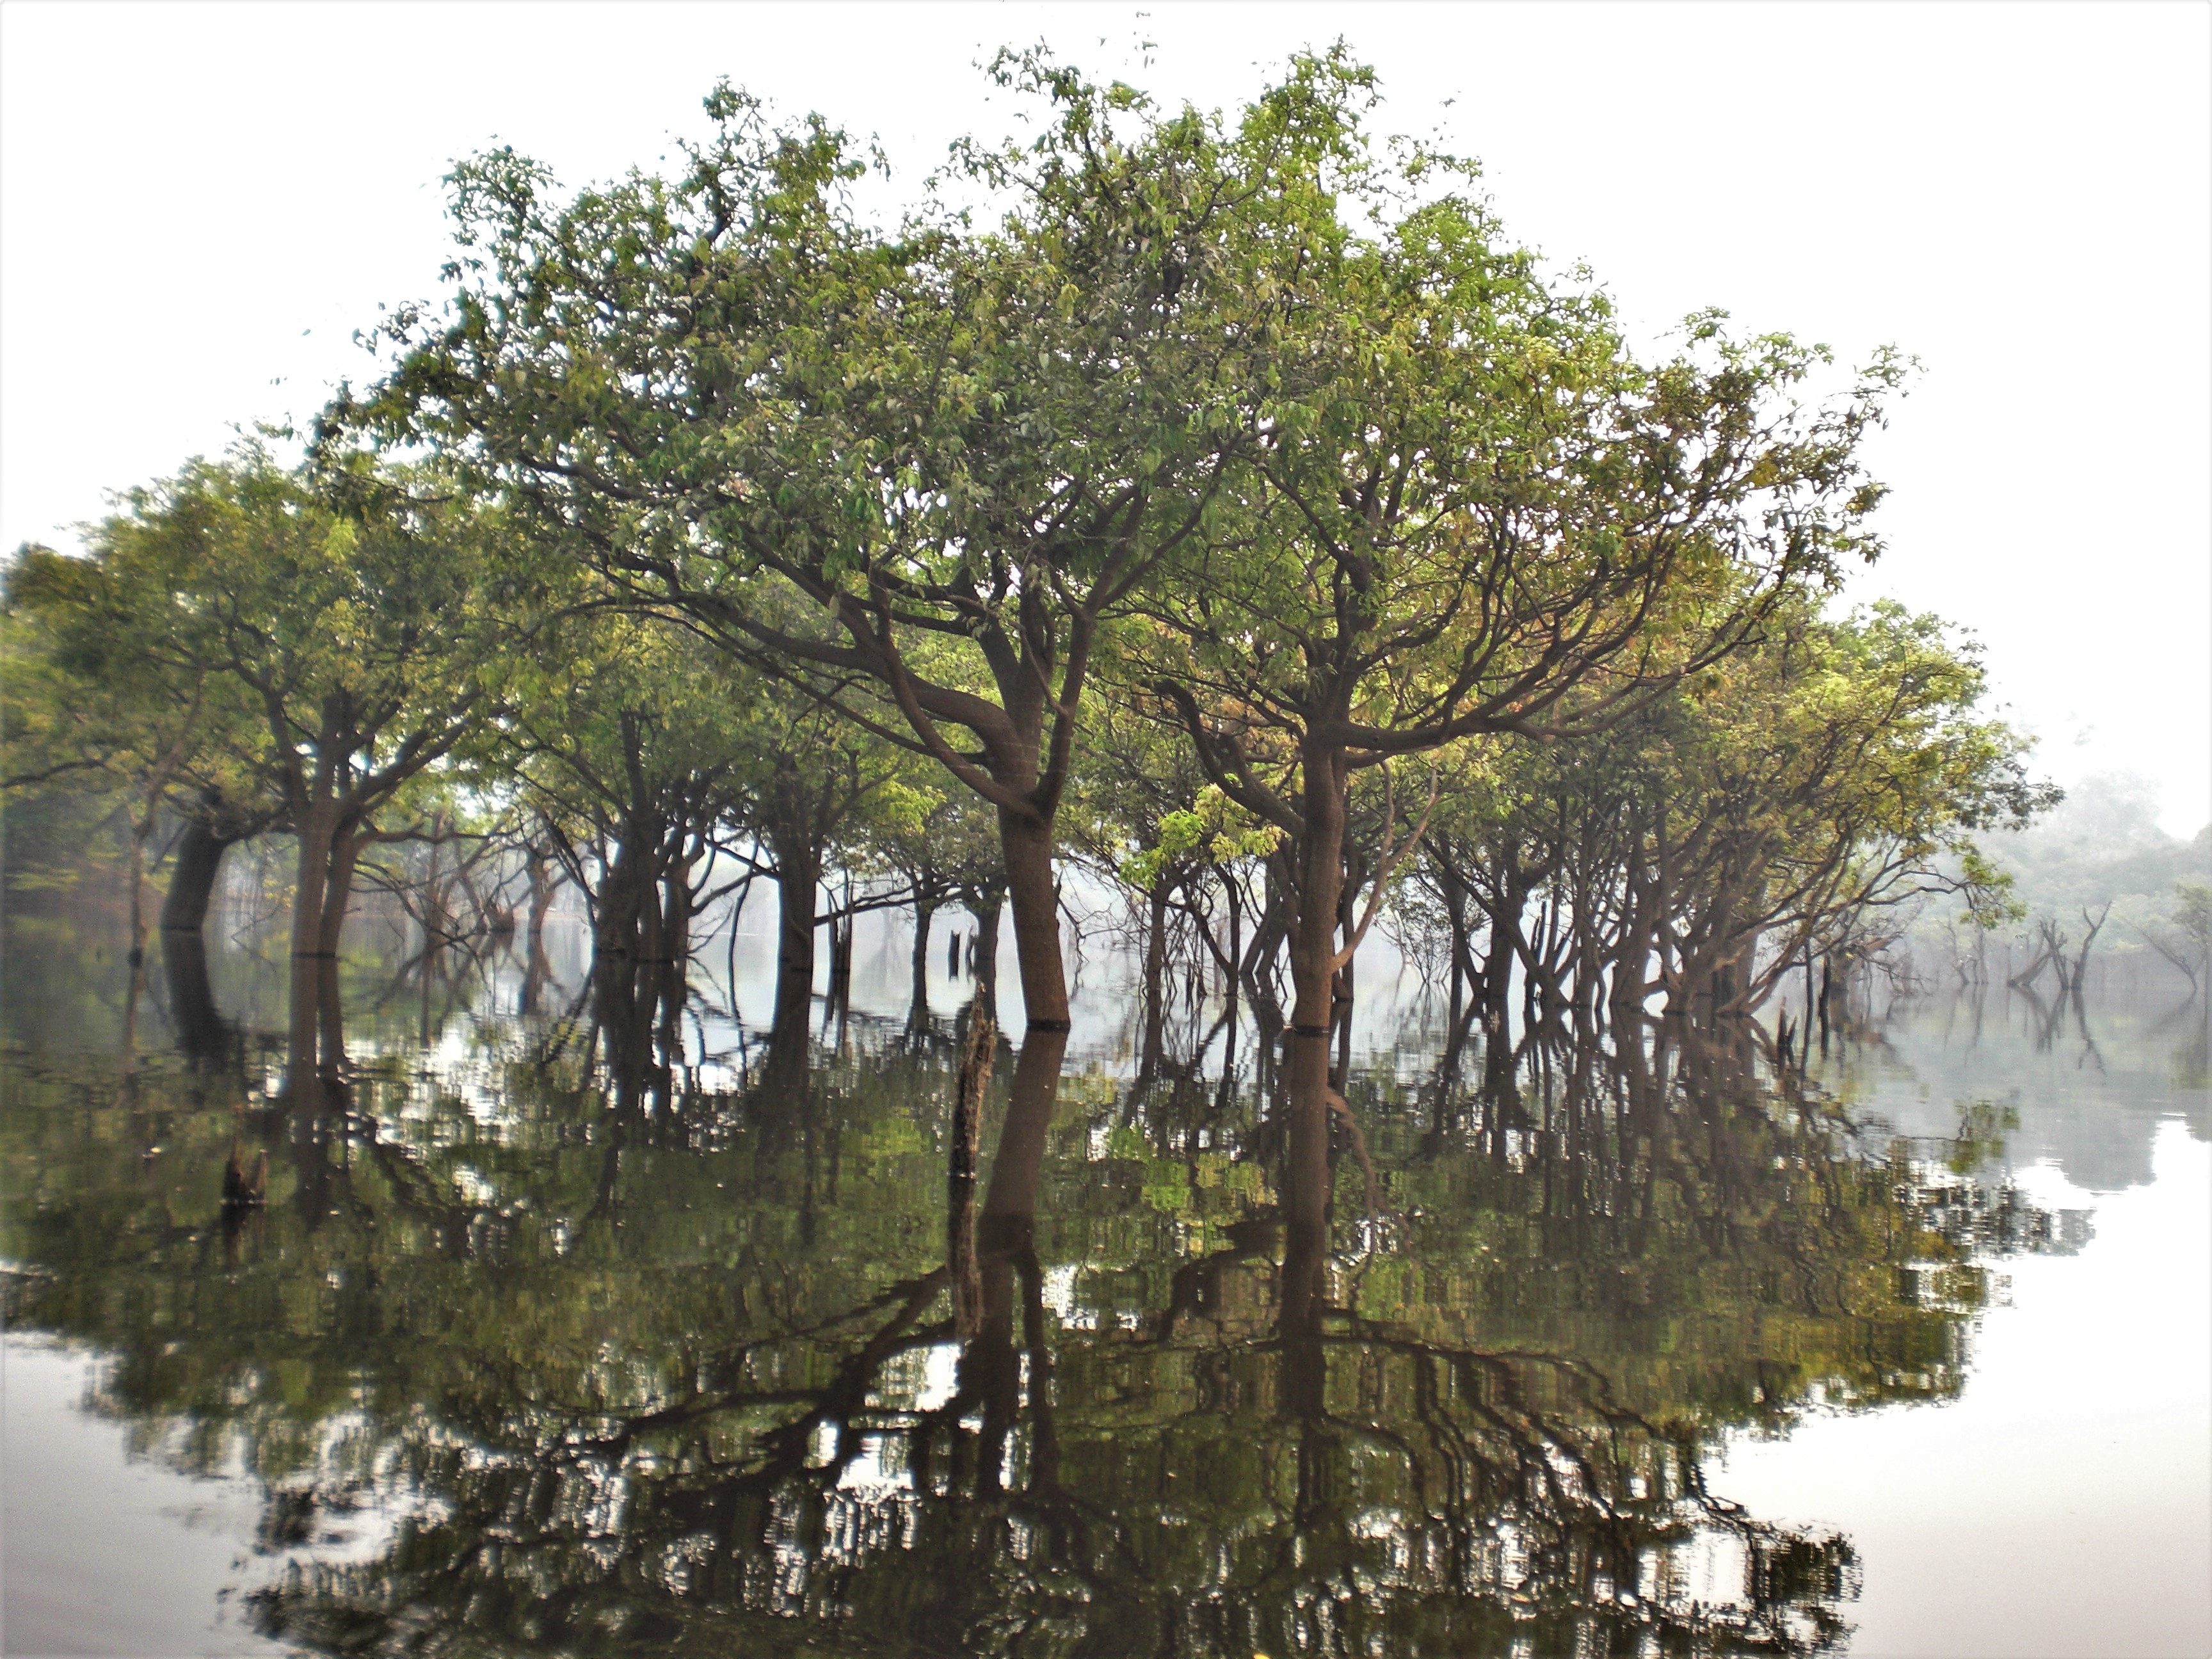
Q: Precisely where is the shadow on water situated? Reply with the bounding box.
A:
[0,922,2151,1658]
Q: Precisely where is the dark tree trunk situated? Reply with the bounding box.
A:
[160,821,237,932]
[947,1004,995,1339]
[316,942,349,1075]
[594,956,662,1117]
[1278,1016,1332,1424]
[657,860,694,1048]
[954,1023,1062,1503]
[594,822,669,964]
[1141,883,1170,1070]
[161,927,230,1064]
[981,1027,1066,1240]
[771,848,821,1054]
[317,824,365,958]
[1285,742,1348,1156]
[521,854,558,1015]
[909,898,937,1032]
[970,886,1005,995]
[527,854,557,944]
[662,857,694,965]
[829,910,854,1006]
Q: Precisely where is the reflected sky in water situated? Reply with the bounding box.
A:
[2,906,2206,1658]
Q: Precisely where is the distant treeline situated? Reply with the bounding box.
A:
[1912,774,2211,998]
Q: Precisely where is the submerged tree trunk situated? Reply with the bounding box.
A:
[909,897,937,1032]
[1278,998,1333,1424]
[954,1021,1066,1503]
[161,926,230,1064]
[1141,883,1170,1071]
[947,1004,995,1340]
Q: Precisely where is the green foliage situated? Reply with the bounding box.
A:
[1119,783,1281,892]
[10,448,532,840]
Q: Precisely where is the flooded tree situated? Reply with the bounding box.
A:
[3,532,282,948]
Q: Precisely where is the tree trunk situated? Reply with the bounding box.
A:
[317,940,349,1073]
[289,803,339,959]
[1285,743,1348,1149]
[657,861,693,1048]
[909,897,936,1032]
[285,952,321,1084]
[527,853,557,942]
[972,886,1005,994]
[317,823,365,958]
[522,855,557,1014]
[829,908,854,1006]
[948,1004,995,1339]
[1279,1003,1333,1425]
[771,847,821,1049]
[1141,883,1170,1068]
[662,857,694,966]
[162,927,228,1064]
[981,1026,1066,1238]
[997,808,1066,1029]
[959,1023,1064,1503]
[161,821,236,932]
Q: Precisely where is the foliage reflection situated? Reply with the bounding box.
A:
[0,937,2088,1657]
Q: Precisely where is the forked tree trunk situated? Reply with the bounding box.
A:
[318,825,365,958]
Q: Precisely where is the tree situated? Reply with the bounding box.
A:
[40,449,534,1076]
[334,55,1405,1033]
[3,541,282,946]
[1130,137,1904,1130]
[1634,600,2044,1017]
[509,607,753,969]
[846,769,1003,1032]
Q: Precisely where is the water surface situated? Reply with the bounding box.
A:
[3,910,2206,1656]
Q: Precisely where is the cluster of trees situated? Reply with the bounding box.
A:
[4,51,2046,1118]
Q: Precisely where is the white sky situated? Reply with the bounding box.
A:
[4,1,2207,832]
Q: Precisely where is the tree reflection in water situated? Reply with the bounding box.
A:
[0,937,2090,1658]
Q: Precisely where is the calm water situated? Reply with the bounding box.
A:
[2,904,2206,1658]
